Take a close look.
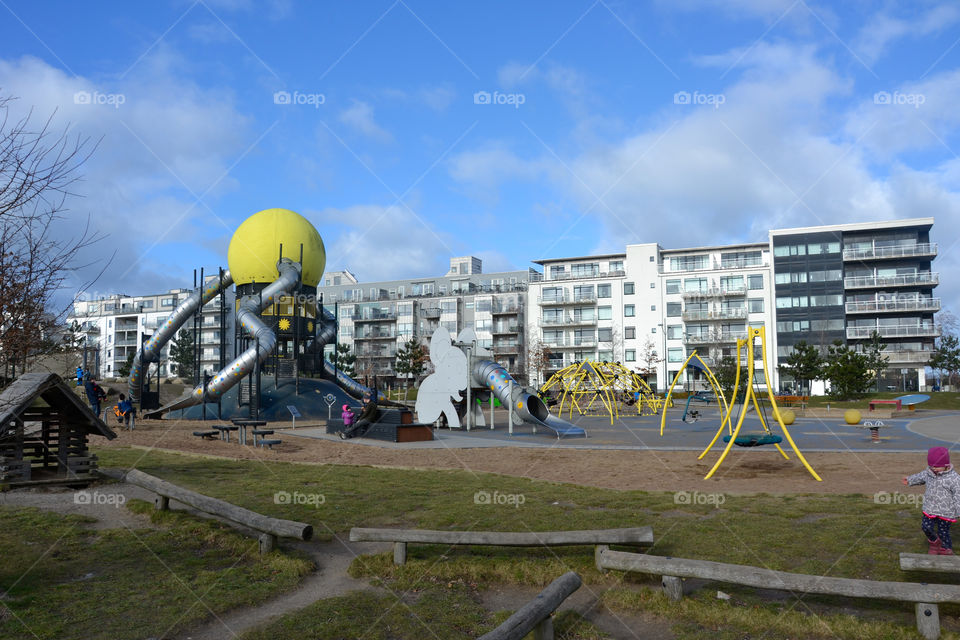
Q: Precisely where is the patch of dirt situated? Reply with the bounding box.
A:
[95,418,921,496]
[0,483,159,530]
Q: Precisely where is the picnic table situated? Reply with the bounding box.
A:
[231,419,267,445]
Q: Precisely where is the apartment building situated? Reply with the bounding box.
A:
[771,218,938,393]
[318,257,540,383]
[67,278,235,379]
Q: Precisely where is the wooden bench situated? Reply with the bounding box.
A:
[774,395,809,408]
[901,553,960,573]
[251,429,275,446]
[596,547,960,639]
[478,572,581,640]
[193,430,219,440]
[869,399,902,411]
[350,526,653,565]
[258,439,282,449]
[212,424,238,443]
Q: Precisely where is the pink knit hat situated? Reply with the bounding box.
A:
[928,447,950,467]
[342,404,350,411]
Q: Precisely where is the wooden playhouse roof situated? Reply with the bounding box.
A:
[0,373,116,439]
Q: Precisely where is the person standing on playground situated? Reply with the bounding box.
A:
[903,446,960,555]
[84,375,107,420]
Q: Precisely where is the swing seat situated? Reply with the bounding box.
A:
[722,434,783,447]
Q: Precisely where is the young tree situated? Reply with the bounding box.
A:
[713,355,740,399]
[117,351,135,377]
[929,334,960,388]
[779,341,823,395]
[334,343,356,378]
[862,330,889,392]
[0,94,105,378]
[394,338,427,387]
[527,338,552,387]
[822,340,872,400]
[636,336,661,383]
[169,329,195,383]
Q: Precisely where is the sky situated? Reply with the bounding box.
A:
[1,0,959,313]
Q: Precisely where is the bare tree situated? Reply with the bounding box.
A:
[0,94,106,379]
[527,337,552,387]
[636,336,662,383]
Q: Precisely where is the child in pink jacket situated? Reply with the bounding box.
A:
[903,446,960,555]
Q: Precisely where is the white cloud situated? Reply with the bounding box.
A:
[338,100,393,142]
[854,4,960,64]
[0,54,253,302]
[308,203,455,281]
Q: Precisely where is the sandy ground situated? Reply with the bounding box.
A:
[97,418,924,495]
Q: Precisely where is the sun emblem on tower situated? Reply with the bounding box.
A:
[278,318,291,331]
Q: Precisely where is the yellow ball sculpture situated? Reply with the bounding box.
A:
[227,208,326,287]
[844,409,861,425]
[779,409,796,425]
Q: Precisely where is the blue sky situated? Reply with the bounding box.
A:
[1,0,959,313]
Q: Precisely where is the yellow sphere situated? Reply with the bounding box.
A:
[779,409,796,425]
[844,409,861,425]
[227,208,325,287]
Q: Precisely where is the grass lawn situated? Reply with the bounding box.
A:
[89,446,960,639]
[804,391,960,411]
[0,500,312,640]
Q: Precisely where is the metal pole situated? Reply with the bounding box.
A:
[508,379,514,435]
[490,393,495,430]
[465,344,472,431]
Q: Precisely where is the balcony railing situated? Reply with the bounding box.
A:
[680,286,747,299]
[355,312,397,322]
[659,258,765,273]
[543,338,598,349]
[492,325,521,335]
[681,309,747,322]
[884,350,935,363]
[844,272,939,289]
[843,242,937,261]
[684,332,748,345]
[545,270,625,281]
[492,304,522,315]
[493,344,521,353]
[355,331,396,340]
[357,350,397,358]
[846,325,941,339]
[538,316,598,327]
[538,294,598,305]
[845,298,941,314]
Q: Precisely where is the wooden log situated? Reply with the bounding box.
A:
[533,616,553,640]
[916,603,940,640]
[393,541,407,565]
[597,549,960,603]
[155,495,169,511]
[259,533,277,553]
[478,572,581,640]
[350,527,653,547]
[900,553,960,573]
[122,469,312,541]
[662,575,683,601]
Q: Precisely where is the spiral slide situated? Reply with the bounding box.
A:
[472,359,586,438]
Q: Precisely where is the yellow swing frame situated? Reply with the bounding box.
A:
[659,351,731,436]
[699,326,821,481]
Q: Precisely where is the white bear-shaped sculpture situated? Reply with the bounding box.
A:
[415,327,468,428]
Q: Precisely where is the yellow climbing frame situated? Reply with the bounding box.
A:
[540,361,667,425]
[701,326,821,481]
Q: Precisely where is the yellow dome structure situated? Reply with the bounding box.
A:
[227,208,326,287]
[844,409,861,425]
[778,409,796,425]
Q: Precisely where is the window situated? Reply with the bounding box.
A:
[624,304,635,317]
[625,349,636,362]
[668,348,684,363]
[720,275,744,291]
[650,282,655,288]
[609,260,624,272]
[748,298,764,313]
[571,263,599,278]
[747,274,763,290]
[598,327,613,342]
[161,297,175,306]
[684,278,707,292]
[598,306,612,320]
[624,327,635,339]
[810,294,843,306]
[550,265,566,279]
[666,302,682,317]
[598,351,613,362]
[665,279,680,294]
[597,284,611,298]
[573,285,595,301]
[649,255,655,262]
[667,325,683,340]
[651,326,657,333]
[776,296,809,308]
[650,305,656,311]
[773,244,807,257]
[624,282,635,295]
[721,251,762,268]
[670,255,708,271]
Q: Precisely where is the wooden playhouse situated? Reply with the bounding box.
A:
[0,373,116,487]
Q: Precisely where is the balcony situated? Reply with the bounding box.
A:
[545,270,625,281]
[543,337,598,349]
[420,308,441,319]
[846,325,941,339]
[659,259,765,274]
[538,294,598,306]
[843,242,937,261]
[684,332,748,345]
[357,350,397,358]
[844,272,939,289]
[492,302,522,315]
[493,344,521,354]
[885,350,935,364]
[355,331,396,341]
[538,315,598,328]
[355,312,397,323]
[681,309,747,322]
[680,286,747,299]
[845,298,941,314]
[492,325,521,335]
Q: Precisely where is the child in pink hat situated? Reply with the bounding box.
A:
[903,447,960,554]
